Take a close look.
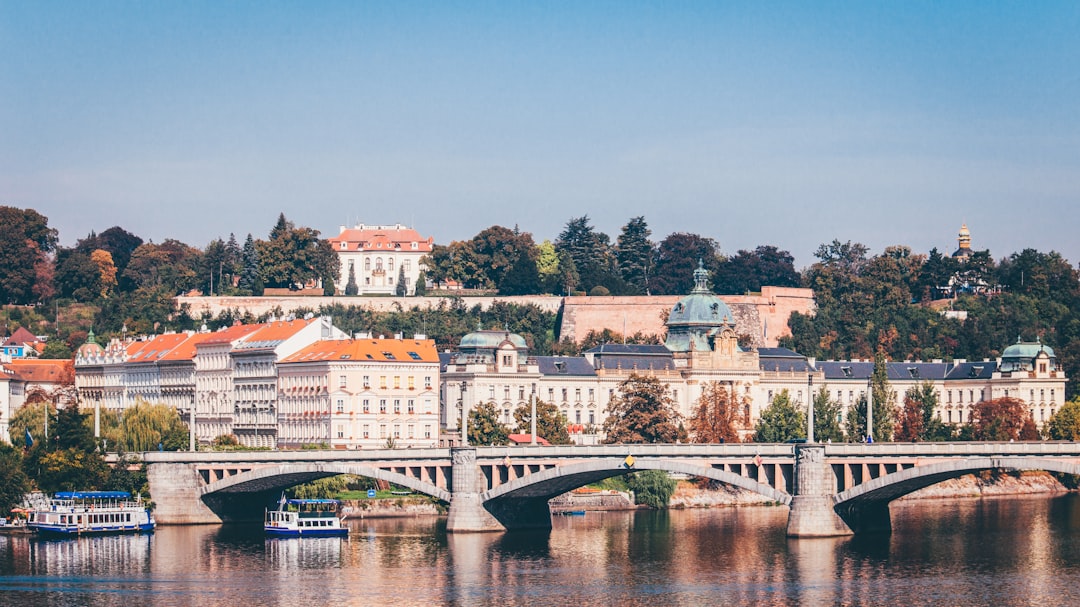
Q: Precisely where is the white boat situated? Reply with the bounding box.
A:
[265,496,349,538]
[27,491,155,536]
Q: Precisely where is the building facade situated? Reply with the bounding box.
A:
[326,223,434,296]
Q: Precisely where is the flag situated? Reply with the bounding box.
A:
[753,453,762,467]
[24,428,33,447]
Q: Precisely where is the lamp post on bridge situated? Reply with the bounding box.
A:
[807,372,814,444]
[866,376,874,444]
[530,385,537,446]
[460,381,469,447]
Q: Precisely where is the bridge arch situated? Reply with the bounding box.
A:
[833,456,1080,533]
[201,463,451,503]
[482,457,791,505]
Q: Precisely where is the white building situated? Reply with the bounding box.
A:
[278,335,440,449]
[326,223,434,295]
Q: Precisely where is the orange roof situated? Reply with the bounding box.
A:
[197,323,265,347]
[167,324,262,359]
[125,333,191,363]
[235,318,317,350]
[281,338,438,364]
[327,224,433,253]
[4,326,39,346]
[6,359,74,383]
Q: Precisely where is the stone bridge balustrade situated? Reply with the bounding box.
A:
[135,442,1080,535]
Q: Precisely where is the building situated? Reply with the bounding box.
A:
[326,223,434,295]
[1,327,43,359]
[0,358,75,444]
[278,335,440,449]
[440,264,1067,443]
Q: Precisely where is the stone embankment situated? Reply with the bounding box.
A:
[341,498,443,519]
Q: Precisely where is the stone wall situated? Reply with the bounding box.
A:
[175,295,563,320]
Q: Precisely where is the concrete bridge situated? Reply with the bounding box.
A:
[140,442,1080,537]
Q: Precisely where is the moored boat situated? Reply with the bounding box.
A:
[265,496,349,538]
[27,491,155,536]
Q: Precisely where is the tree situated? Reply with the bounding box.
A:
[555,216,618,293]
[345,263,359,295]
[120,400,189,452]
[238,233,262,294]
[603,374,681,444]
[467,401,511,446]
[1047,399,1080,440]
[713,245,800,295]
[616,216,654,295]
[396,265,407,296]
[414,270,427,296]
[257,217,339,290]
[895,382,941,442]
[972,397,1032,441]
[90,249,119,297]
[753,390,805,442]
[76,226,143,291]
[0,206,58,304]
[813,387,845,443]
[123,240,202,293]
[0,444,29,517]
[651,232,723,295]
[500,249,540,295]
[54,248,102,301]
[624,469,677,508]
[535,240,561,293]
[689,381,743,443]
[513,399,572,445]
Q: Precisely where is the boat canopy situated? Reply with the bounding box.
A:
[54,491,131,500]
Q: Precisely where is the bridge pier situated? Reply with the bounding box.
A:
[446,448,507,533]
[786,444,853,538]
[147,462,224,525]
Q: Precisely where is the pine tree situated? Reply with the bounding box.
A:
[396,265,408,296]
[616,216,654,295]
[414,270,427,296]
[239,233,261,294]
[345,264,359,296]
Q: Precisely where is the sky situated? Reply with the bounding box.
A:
[2,1,1079,269]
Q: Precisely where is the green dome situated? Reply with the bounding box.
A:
[1002,340,1054,359]
[459,330,528,352]
[665,261,737,353]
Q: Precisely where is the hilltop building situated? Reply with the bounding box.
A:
[326,223,433,296]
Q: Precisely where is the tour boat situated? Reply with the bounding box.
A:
[27,491,155,536]
[265,496,349,538]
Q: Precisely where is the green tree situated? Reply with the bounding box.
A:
[396,265,407,296]
[603,374,681,444]
[467,401,510,446]
[0,444,29,516]
[555,216,620,294]
[615,216,654,295]
[813,387,845,443]
[1047,399,1080,440]
[345,263,359,295]
[713,245,800,295]
[689,381,743,443]
[753,390,805,442]
[513,399,572,445]
[651,232,723,295]
[624,469,677,508]
[123,239,202,293]
[54,248,103,302]
[238,233,262,294]
[120,400,189,452]
[535,240,561,293]
[895,382,942,441]
[414,270,427,296]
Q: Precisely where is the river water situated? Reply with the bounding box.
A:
[3,494,1080,606]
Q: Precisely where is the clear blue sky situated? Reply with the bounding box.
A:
[2,2,1078,268]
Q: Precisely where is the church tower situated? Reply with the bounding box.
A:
[953,223,973,259]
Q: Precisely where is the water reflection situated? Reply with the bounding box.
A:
[3,496,1080,606]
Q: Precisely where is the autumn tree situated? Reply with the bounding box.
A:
[689,381,744,443]
[513,399,572,444]
[467,401,511,446]
[603,374,681,444]
[90,249,118,297]
[972,397,1034,441]
[753,390,805,443]
[0,444,29,517]
[0,206,58,304]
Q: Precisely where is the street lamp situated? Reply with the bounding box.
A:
[807,372,815,444]
[530,385,537,446]
[866,376,874,444]
[460,381,469,447]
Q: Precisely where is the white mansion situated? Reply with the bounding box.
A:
[326,223,433,296]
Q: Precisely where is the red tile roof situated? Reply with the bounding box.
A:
[4,327,40,346]
[6,359,74,383]
[327,224,433,253]
[282,338,438,364]
[125,333,191,362]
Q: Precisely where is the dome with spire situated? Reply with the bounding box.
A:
[664,261,737,353]
[76,329,104,360]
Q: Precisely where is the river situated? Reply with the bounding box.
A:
[3,494,1080,606]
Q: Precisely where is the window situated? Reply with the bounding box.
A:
[408,425,414,438]
[365,257,371,271]
[363,424,369,438]
[375,258,383,271]
[424,399,433,414]
[379,424,387,438]
[380,376,387,389]
[489,386,496,399]
[394,399,401,414]
[562,388,568,402]
[408,376,415,389]
[588,411,595,425]
[575,410,581,424]
[379,399,387,413]
[393,424,400,438]
[363,375,370,387]
[339,375,347,388]
[337,424,343,439]
[504,387,510,400]
[408,399,415,414]
[548,388,555,401]
[408,352,422,361]
[404,260,411,271]
[425,425,431,438]
[389,258,395,271]
[589,388,595,402]
[575,388,581,402]
[519,387,525,400]
[393,375,400,388]
[363,399,370,413]
[425,376,432,389]
[336,399,344,413]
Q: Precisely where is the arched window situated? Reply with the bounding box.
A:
[364,257,371,271]
[375,257,383,271]
[388,258,395,271]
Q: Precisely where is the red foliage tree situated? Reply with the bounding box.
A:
[972,397,1031,441]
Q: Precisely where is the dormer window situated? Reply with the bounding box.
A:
[907,367,919,379]
[841,366,852,378]
[339,242,347,250]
